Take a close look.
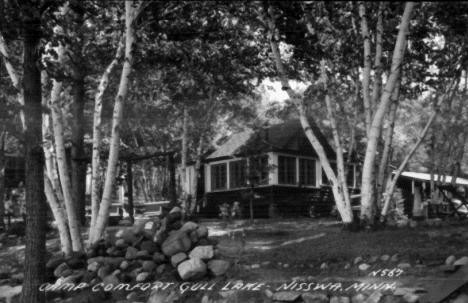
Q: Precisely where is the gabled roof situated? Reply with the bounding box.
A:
[205,118,335,161]
[205,129,254,160]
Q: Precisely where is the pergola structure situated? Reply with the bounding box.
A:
[74,150,177,224]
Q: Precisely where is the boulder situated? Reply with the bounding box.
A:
[136,250,152,260]
[189,231,199,244]
[54,263,70,278]
[161,230,191,257]
[330,297,351,303]
[153,252,166,263]
[102,274,120,288]
[189,246,214,260]
[46,254,66,269]
[302,293,329,303]
[166,211,182,225]
[358,264,370,271]
[380,255,390,262]
[81,271,97,284]
[196,226,209,239]
[136,272,151,282]
[142,261,156,272]
[97,264,114,280]
[397,263,411,270]
[132,218,151,235]
[453,294,468,303]
[156,264,166,275]
[454,256,468,267]
[120,261,129,271]
[115,239,127,248]
[272,292,302,302]
[0,286,22,303]
[61,268,73,278]
[171,253,187,267]
[125,247,139,260]
[180,222,199,234]
[207,260,230,276]
[177,258,207,280]
[354,257,363,265]
[67,257,86,270]
[446,255,456,265]
[140,241,159,255]
[106,247,117,255]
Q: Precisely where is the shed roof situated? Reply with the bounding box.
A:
[399,171,468,186]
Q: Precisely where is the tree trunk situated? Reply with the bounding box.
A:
[0,133,5,230]
[44,174,72,255]
[181,106,188,214]
[189,139,204,215]
[90,1,139,245]
[264,5,353,224]
[381,111,436,218]
[50,79,83,252]
[69,7,87,227]
[381,77,456,219]
[360,2,414,223]
[71,76,87,226]
[321,60,353,221]
[0,32,25,128]
[21,13,47,303]
[371,2,384,113]
[359,2,373,137]
[376,80,400,208]
[90,36,124,233]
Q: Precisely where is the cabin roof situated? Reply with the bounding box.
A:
[205,118,335,160]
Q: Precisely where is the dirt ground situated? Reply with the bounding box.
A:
[1,217,468,293]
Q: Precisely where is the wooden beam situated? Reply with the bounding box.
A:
[168,153,177,209]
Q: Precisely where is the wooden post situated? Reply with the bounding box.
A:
[413,185,423,219]
[126,160,134,224]
[168,153,177,209]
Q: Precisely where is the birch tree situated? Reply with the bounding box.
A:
[359,2,414,223]
[90,1,142,244]
[262,2,354,225]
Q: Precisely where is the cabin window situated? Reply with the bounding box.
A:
[249,155,269,185]
[278,155,296,184]
[299,158,316,186]
[230,160,247,188]
[211,163,227,190]
[322,162,337,185]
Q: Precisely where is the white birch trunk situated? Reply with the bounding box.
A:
[370,2,384,113]
[381,77,456,218]
[381,112,436,218]
[181,106,188,213]
[44,173,72,255]
[0,32,25,129]
[360,2,414,222]
[50,79,83,252]
[189,140,204,215]
[321,61,353,222]
[376,80,400,207]
[90,37,125,233]
[90,1,139,244]
[265,6,353,223]
[359,2,373,137]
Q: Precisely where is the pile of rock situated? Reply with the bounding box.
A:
[46,207,231,299]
